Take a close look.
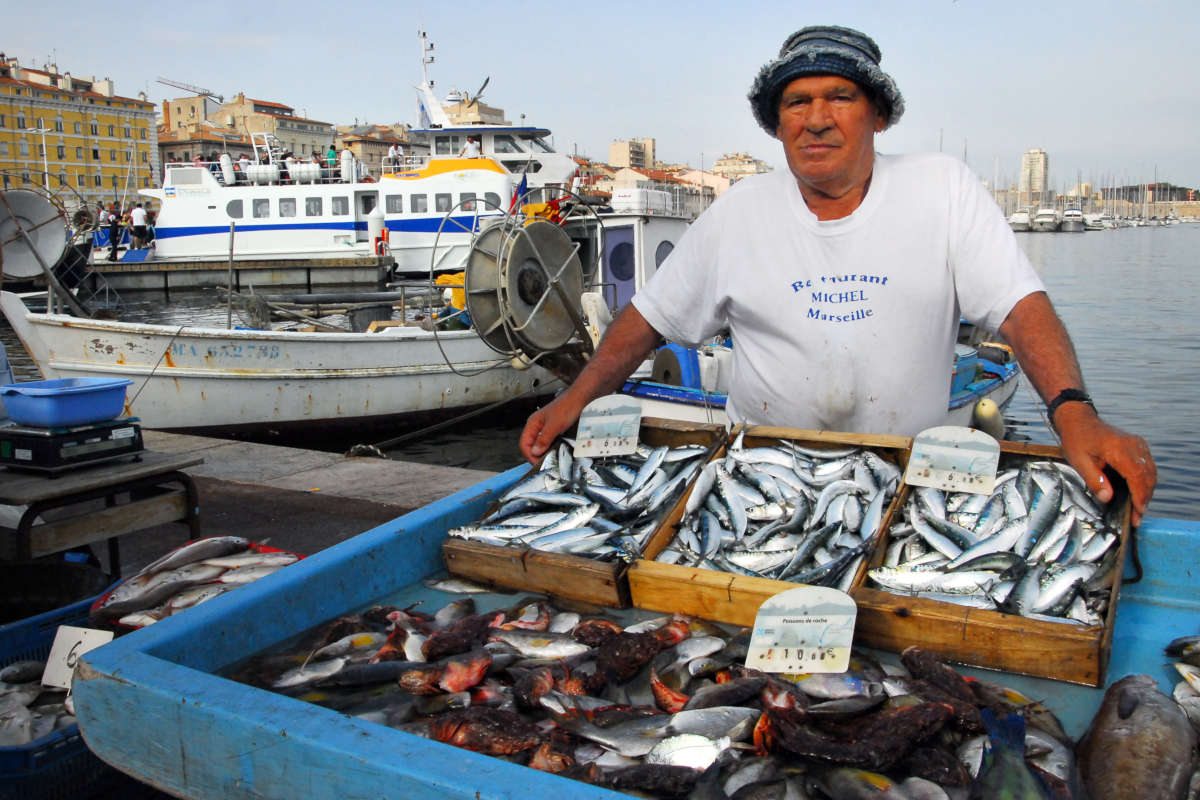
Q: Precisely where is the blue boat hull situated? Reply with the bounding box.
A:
[73,469,1200,799]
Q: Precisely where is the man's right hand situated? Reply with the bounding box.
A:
[519,393,582,464]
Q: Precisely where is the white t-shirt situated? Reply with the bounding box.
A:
[130,207,147,226]
[632,152,1044,436]
[461,139,480,158]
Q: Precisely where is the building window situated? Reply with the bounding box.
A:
[385,195,404,213]
[125,151,131,162]
[74,122,81,133]
[56,145,65,159]
[58,171,67,187]
[410,194,428,213]
[36,118,44,129]
[110,150,117,161]
[305,197,322,216]
[331,196,349,215]
[0,114,5,128]
[77,174,86,187]
[0,143,6,156]
[54,120,63,132]
[92,148,100,160]
[17,116,26,129]
[141,152,147,163]
[143,178,150,188]
[22,172,30,185]
[94,175,102,186]
[226,200,244,219]
[37,144,45,158]
[74,146,81,159]
[140,128,146,139]
[111,176,119,189]
[279,198,296,217]
[124,126,131,137]
[108,125,114,136]
[90,122,98,135]
[18,141,29,156]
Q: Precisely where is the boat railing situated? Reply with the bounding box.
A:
[382,155,430,172]
[161,158,368,188]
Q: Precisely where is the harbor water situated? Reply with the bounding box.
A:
[1,224,1195,520]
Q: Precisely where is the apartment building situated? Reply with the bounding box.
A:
[711,152,770,183]
[1019,148,1049,206]
[211,93,334,158]
[608,138,656,170]
[0,54,158,208]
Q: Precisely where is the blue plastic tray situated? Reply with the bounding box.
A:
[0,378,132,428]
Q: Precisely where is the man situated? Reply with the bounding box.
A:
[459,136,481,158]
[105,203,122,262]
[129,202,148,249]
[520,25,1156,523]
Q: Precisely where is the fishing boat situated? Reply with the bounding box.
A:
[1030,207,1062,232]
[1007,208,1033,232]
[111,33,578,277]
[68,462,1200,799]
[0,288,556,432]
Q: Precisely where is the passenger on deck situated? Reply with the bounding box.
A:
[129,203,148,249]
[459,137,481,158]
[106,203,121,262]
[325,145,337,181]
[237,154,251,183]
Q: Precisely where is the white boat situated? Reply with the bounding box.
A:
[1030,207,1061,232]
[124,33,579,276]
[0,289,554,432]
[1060,207,1086,232]
[1008,209,1033,232]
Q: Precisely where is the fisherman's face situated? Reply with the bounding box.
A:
[775,75,884,200]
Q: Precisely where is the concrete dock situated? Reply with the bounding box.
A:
[103,430,500,575]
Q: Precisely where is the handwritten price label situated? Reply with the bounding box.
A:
[744,586,857,674]
[43,625,114,690]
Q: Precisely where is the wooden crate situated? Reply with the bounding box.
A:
[441,417,726,608]
[849,440,1131,687]
[628,427,911,627]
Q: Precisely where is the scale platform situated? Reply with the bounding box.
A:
[0,417,144,473]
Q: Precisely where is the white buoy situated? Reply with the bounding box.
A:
[972,398,1005,440]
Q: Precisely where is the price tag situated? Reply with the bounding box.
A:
[744,586,857,674]
[42,625,114,690]
[573,395,642,458]
[904,425,1000,495]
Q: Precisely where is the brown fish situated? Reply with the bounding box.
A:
[1077,674,1197,800]
[428,707,541,755]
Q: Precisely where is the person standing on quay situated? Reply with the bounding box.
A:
[520,24,1156,524]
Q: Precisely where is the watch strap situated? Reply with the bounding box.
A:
[1046,388,1095,427]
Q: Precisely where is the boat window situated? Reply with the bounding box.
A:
[385,195,404,214]
[279,198,297,217]
[459,192,476,211]
[167,167,204,185]
[252,199,270,218]
[305,197,322,217]
[522,136,553,153]
[655,241,675,267]
[501,160,541,174]
[226,200,244,219]
[434,135,460,156]
[410,194,428,213]
[493,135,524,154]
[331,197,349,216]
[435,193,452,212]
[484,192,501,211]
[610,242,635,281]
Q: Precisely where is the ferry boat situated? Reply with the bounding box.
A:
[123,33,579,276]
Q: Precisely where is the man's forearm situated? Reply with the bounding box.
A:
[560,303,665,411]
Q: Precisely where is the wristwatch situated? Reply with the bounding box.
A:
[1046,388,1096,428]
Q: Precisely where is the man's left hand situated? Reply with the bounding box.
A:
[1054,402,1156,525]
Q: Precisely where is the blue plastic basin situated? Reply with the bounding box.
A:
[0,377,133,428]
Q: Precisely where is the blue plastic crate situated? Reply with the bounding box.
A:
[0,378,132,428]
[0,584,140,800]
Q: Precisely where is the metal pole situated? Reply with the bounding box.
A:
[38,129,49,189]
[225,222,236,328]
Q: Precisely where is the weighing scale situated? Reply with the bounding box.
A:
[0,417,144,473]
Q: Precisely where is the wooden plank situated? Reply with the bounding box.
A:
[849,439,1131,686]
[0,490,189,560]
[0,452,203,505]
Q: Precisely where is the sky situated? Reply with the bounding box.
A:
[9,0,1199,189]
